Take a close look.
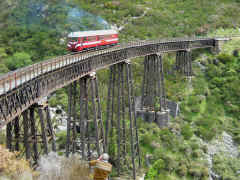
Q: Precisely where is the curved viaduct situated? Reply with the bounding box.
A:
[0,36,228,179]
[0,37,221,127]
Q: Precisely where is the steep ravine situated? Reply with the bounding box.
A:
[195,132,239,180]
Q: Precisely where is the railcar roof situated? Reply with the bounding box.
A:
[68,30,118,38]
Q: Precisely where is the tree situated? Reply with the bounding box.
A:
[5,52,32,70]
[0,64,9,75]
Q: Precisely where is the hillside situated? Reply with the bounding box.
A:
[0,0,240,73]
[0,0,240,180]
[76,0,240,40]
[142,37,240,179]
[0,0,110,73]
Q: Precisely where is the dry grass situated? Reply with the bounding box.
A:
[35,152,92,180]
[0,146,92,180]
[0,145,32,180]
[61,155,92,180]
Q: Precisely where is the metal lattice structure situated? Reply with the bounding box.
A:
[137,54,170,127]
[140,54,166,111]
[66,73,105,160]
[105,62,140,178]
[6,104,56,166]
[176,50,193,76]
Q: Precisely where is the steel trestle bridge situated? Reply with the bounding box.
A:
[0,36,229,179]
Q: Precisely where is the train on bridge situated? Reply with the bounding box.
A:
[67,29,119,52]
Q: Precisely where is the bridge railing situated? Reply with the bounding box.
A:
[0,54,78,95]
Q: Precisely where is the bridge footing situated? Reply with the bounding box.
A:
[136,109,170,128]
[155,109,170,128]
[136,110,155,123]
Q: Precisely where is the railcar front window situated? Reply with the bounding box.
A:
[69,37,78,42]
[99,35,105,40]
[88,36,96,41]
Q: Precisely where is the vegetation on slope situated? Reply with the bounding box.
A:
[0,145,33,180]
[143,36,240,180]
[0,0,240,74]
[0,0,109,74]
[0,145,92,180]
[76,0,240,40]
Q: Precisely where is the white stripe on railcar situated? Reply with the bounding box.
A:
[68,30,118,38]
[105,38,118,42]
[83,41,101,46]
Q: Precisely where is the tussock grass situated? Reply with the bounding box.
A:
[61,155,91,180]
[36,152,91,180]
[0,146,91,180]
[0,145,32,180]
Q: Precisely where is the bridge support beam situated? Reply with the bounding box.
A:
[212,39,221,54]
[5,104,56,165]
[137,54,170,128]
[66,73,105,160]
[105,61,140,179]
[176,50,193,76]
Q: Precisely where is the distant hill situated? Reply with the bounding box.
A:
[76,0,240,40]
[0,0,111,73]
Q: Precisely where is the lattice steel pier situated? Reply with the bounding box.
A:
[6,103,56,166]
[105,61,140,179]
[66,73,105,160]
[137,54,170,127]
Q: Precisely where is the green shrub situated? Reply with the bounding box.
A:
[145,159,166,179]
[159,129,179,151]
[0,64,9,75]
[192,150,203,158]
[195,126,216,141]
[0,130,6,145]
[217,53,235,64]
[178,142,189,153]
[176,165,187,177]
[5,52,32,70]
[190,141,200,151]
[188,162,208,178]
[233,134,240,144]
[212,153,240,180]
[181,124,193,140]
[56,131,67,150]
[163,155,178,172]
[140,133,153,146]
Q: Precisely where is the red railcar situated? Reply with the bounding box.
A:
[67,29,118,52]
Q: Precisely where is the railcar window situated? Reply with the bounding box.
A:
[69,37,78,42]
[83,37,88,42]
[88,36,96,41]
[106,35,113,39]
[99,35,105,40]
